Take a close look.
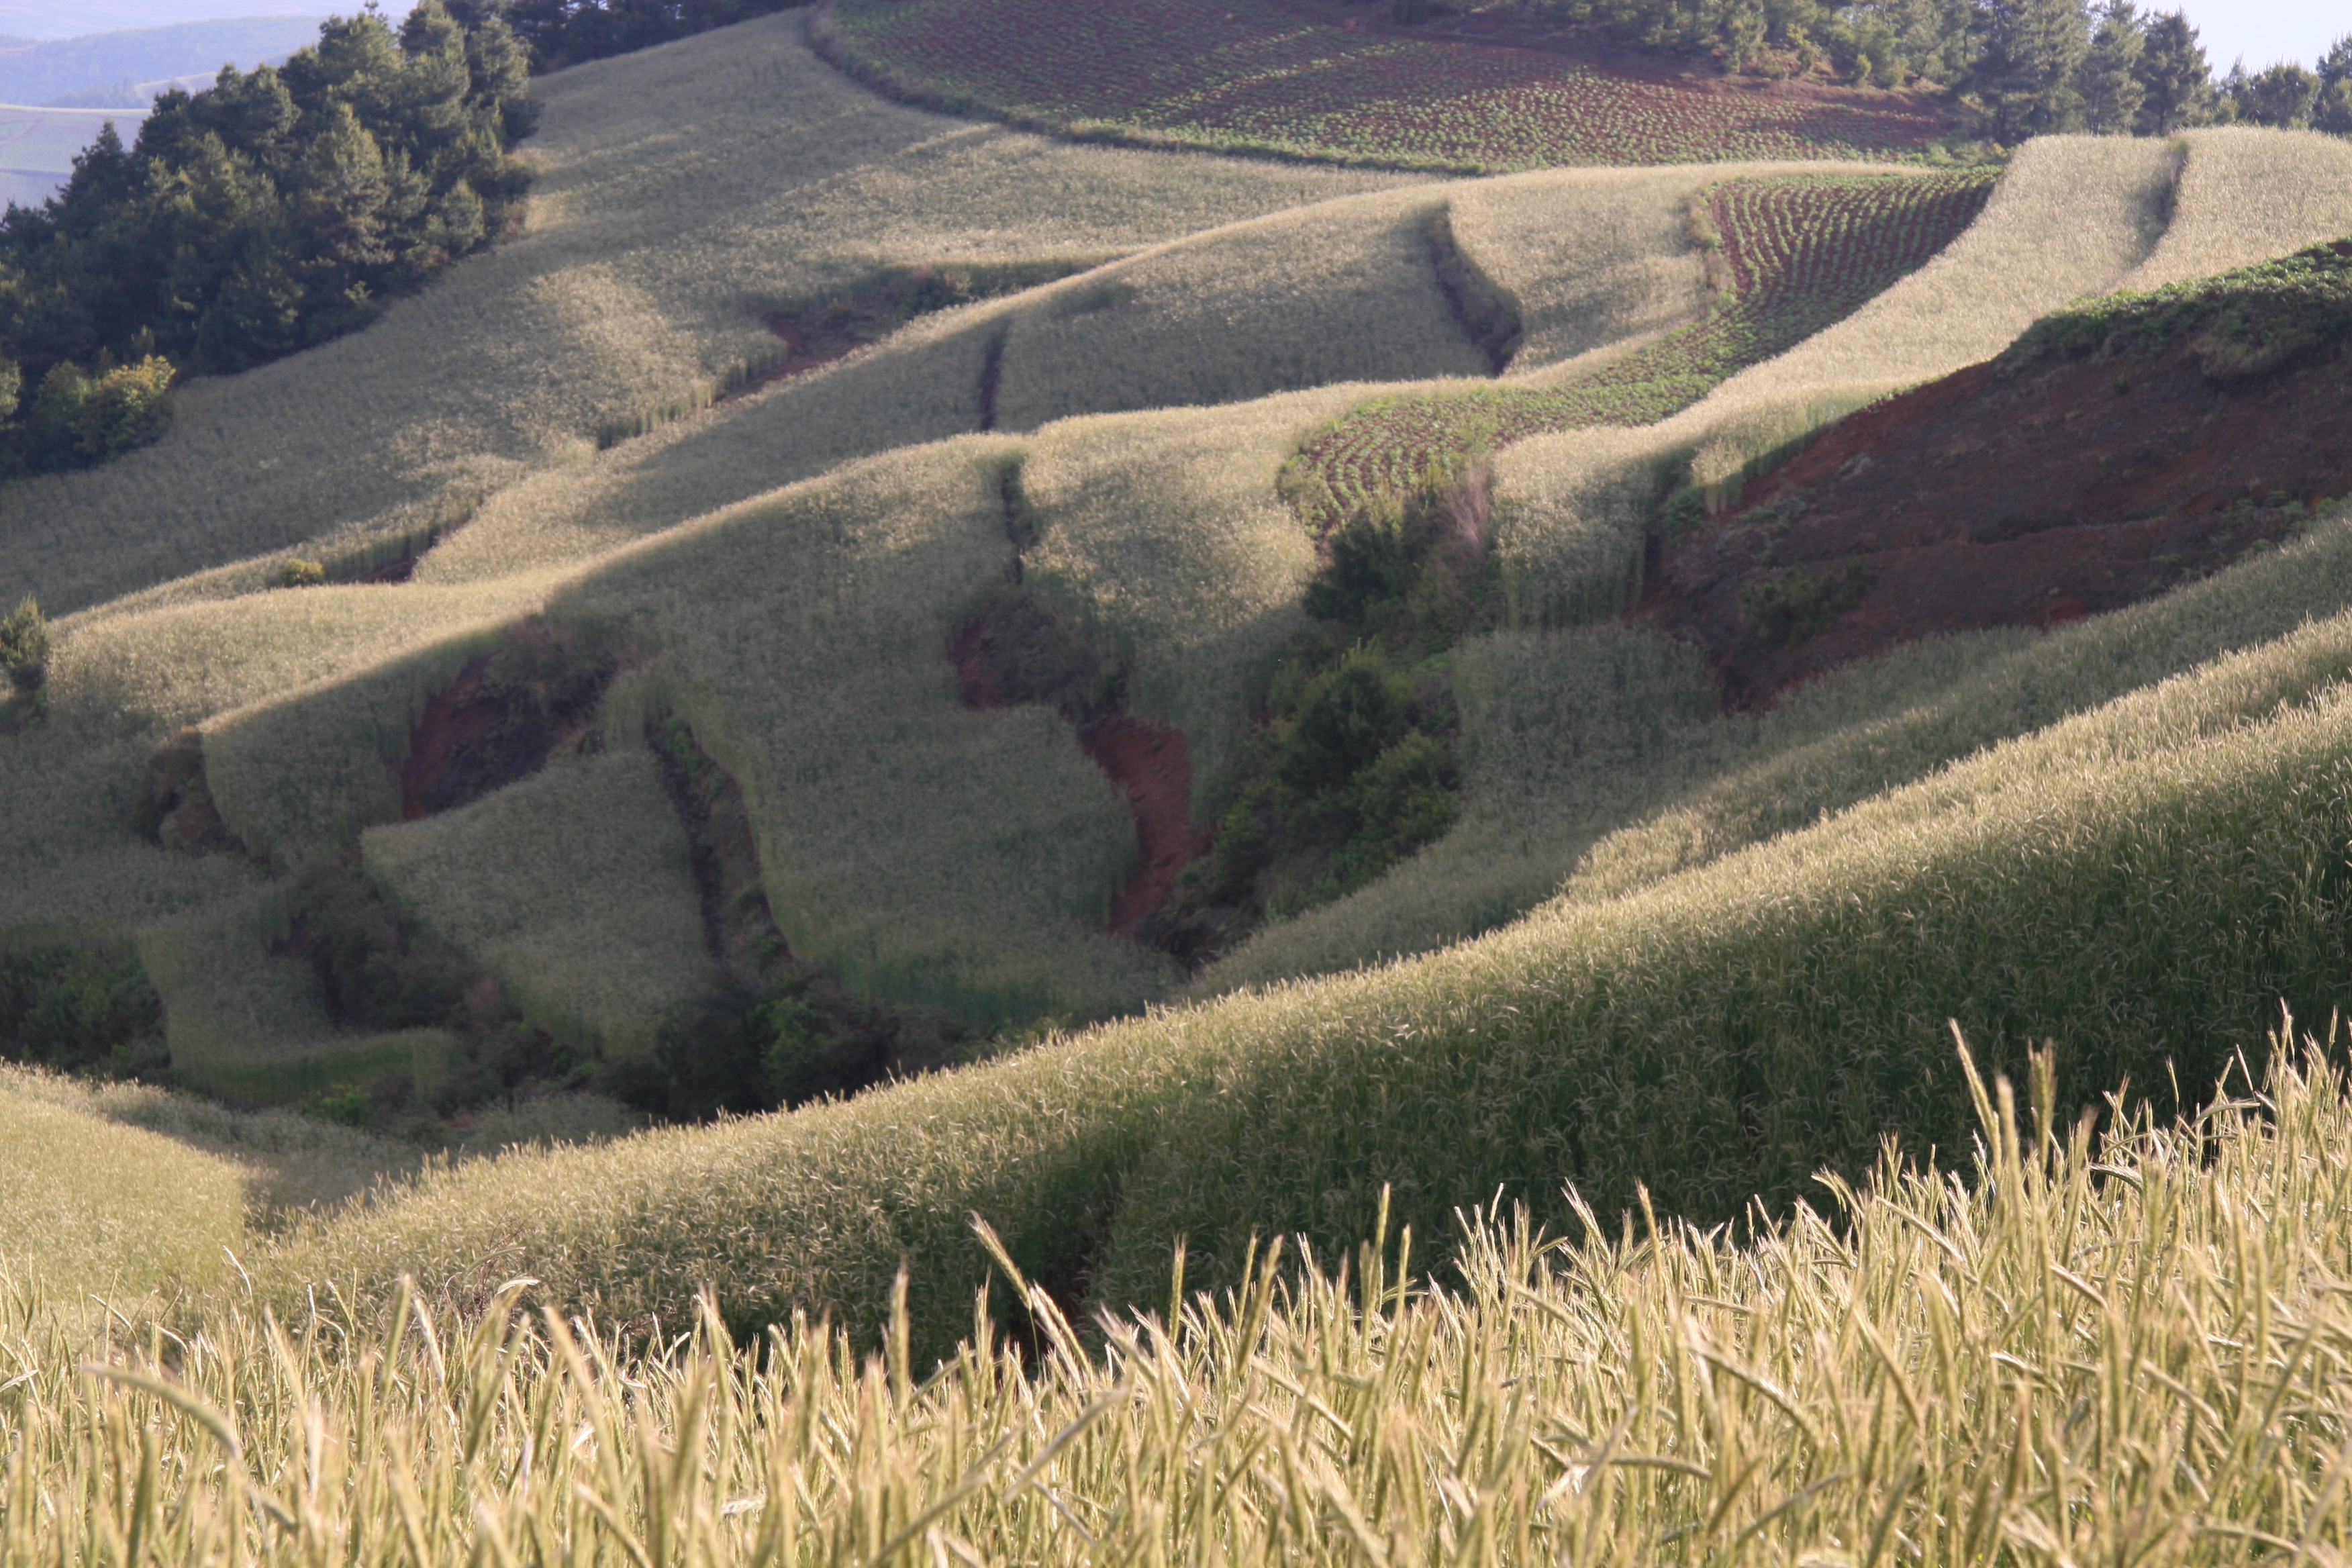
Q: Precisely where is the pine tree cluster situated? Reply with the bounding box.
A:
[0,0,532,475]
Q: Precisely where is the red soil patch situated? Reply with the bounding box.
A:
[401,622,617,819]
[950,599,1212,938]
[1638,329,2352,707]
[1077,714,1216,936]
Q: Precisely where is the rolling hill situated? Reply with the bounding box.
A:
[3,6,2352,1560]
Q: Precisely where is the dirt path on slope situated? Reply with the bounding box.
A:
[950,600,1212,940]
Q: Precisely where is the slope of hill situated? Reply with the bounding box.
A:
[816,0,1961,170]
[1646,240,2352,704]
[13,7,2352,1551]
[0,13,1417,620]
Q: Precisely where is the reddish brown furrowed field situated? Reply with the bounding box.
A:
[820,0,1959,172]
[1289,170,1996,525]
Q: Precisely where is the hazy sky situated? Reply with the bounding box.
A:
[2177,0,2344,72]
[0,0,2339,69]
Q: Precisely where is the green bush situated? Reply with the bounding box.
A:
[12,354,176,473]
[276,558,328,589]
[1285,648,1416,791]
[0,946,164,1075]
[0,595,48,691]
[1739,558,1869,644]
[1303,495,1433,626]
[75,356,174,460]
[1340,732,1459,877]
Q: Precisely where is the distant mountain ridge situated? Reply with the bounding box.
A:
[0,3,330,40]
[0,17,322,107]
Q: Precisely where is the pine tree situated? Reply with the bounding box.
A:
[2075,0,2145,132]
[297,101,394,320]
[1973,0,2093,140]
[2317,36,2352,134]
[2133,10,2212,132]
[2231,61,2320,128]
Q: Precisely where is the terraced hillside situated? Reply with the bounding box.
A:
[4,4,2352,1556]
[817,0,1960,168]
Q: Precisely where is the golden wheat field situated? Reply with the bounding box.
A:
[4,3,2352,1557]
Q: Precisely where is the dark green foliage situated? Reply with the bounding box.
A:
[276,558,327,589]
[2228,62,2322,128]
[19,354,173,471]
[1285,649,1417,793]
[1972,0,2090,141]
[2010,238,2352,373]
[0,1,531,475]
[1739,558,1871,644]
[2319,79,2352,138]
[2132,9,2212,132]
[1164,485,1497,944]
[1201,642,1463,916]
[2075,0,2145,132]
[1302,498,1432,631]
[616,979,895,1121]
[1333,732,1460,885]
[0,945,164,1075]
[0,595,47,691]
[2320,39,2352,135]
[289,858,475,1032]
[1659,483,1710,538]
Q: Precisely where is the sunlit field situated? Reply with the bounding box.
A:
[3,5,2352,1556]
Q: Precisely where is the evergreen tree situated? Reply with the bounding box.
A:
[2075,0,2145,132]
[2317,35,2352,134]
[2231,61,2321,128]
[2132,9,2212,132]
[0,1,532,473]
[1973,0,2092,140]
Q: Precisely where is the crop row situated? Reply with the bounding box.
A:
[826,0,1957,172]
[1292,170,1998,524]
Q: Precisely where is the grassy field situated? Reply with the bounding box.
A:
[415,161,1769,589]
[361,749,718,1064]
[1,7,2352,1553]
[1483,132,2178,628]
[257,520,2352,1361]
[550,437,1175,1025]
[1197,133,2252,989]
[0,125,2328,1104]
[818,0,1959,171]
[0,14,1416,620]
[9,1041,2352,1562]
[2122,127,2352,291]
